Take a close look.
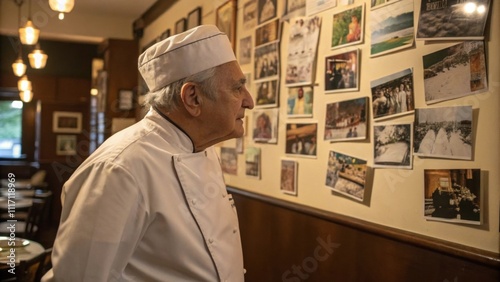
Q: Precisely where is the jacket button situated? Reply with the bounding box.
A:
[208,238,214,244]
[233,228,237,234]
[191,199,197,205]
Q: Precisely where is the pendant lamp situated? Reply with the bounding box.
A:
[19,0,40,45]
[49,0,75,20]
[19,90,34,103]
[18,75,32,92]
[28,44,48,69]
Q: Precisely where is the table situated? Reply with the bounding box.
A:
[0,198,33,210]
[0,236,45,279]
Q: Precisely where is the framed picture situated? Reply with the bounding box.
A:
[331,4,364,49]
[252,108,279,144]
[243,0,258,30]
[53,111,82,133]
[287,86,313,118]
[325,150,368,202]
[280,159,298,195]
[245,147,261,179]
[258,0,277,24]
[187,7,202,30]
[221,147,238,175]
[175,18,187,34]
[159,29,171,40]
[371,68,415,121]
[424,169,481,225]
[324,49,360,93]
[216,0,237,50]
[285,122,317,158]
[255,79,278,108]
[413,106,473,160]
[118,89,134,111]
[324,97,368,142]
[56,135,77,156]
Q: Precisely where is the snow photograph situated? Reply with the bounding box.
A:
[414,106,473,160]
[373,122,413,169]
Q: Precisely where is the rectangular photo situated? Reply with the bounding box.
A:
[255,19,280,47]
[280,159,298,195]
[258,0,277,24]
[324,97,367,142]
[306,0,337,16]
[285,122,317,157]
[221,147,238,175]
[326,150,367,202]
[255,79,279,108]
[370,0,414,58]
[331,4,364,50]
[325,49,360,93]
[416,0,490,40]
[414,106,473,160]
[254,42,279,81]
[371,68,415,120]
[373,122,413,169]
[245,147,261,179]
[252,108,279,143]
[424,169,481,225]
[285,16,322,86]
[287,86,313,118]
[282,0,306,20]
[243,0,258,30]
[423,41,487,104]
[239,36,252,65]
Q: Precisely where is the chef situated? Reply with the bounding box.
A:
[43,25,254,281]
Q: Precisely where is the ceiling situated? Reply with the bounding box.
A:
[0,0,158,42]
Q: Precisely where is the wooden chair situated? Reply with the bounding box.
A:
[15,250,46,282]
[0,199,46,240]
[34,248,52,282]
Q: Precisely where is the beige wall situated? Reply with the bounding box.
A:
[141,0,499,254]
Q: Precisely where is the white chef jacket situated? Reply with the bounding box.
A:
[42,108,245,282]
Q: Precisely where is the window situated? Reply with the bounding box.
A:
[0,100,23,158]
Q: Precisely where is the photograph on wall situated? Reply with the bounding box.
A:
[239,36,252,65]
[280,159,298,195]
[414,105,473,160]
[255,19,280,47]
[324,97,367,142]
[324,49,359,93]
[258,0,277,24]
[370,0,392,10]
[255,79,279,108]
[285,16,321,86]
[325,150,367,202]
[252,108,279,143]
[331,4,364,50]
[423,41,487,104]
[254,42,279,81]
[424,169,481,225]
[282,0,306,20]
[371,68,415,121]
[236,137,244,154]
[287,86,313,118]
[243,0,258,29]
[56,135,77,156]
[245,147,261,179]
[285,122,317,157]
[416,0,490,40]
[221,147,238,175]
[370,0,414,58]
[306,0,337,16]
[216,0,237,49]
[373,122,413,169]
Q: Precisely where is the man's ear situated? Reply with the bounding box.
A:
[180,82,202,116]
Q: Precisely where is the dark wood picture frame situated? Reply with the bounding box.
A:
[216,0,237,50]
[175,18,187,34]
[187,7,202,30]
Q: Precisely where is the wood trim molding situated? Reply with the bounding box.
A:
[133,0,179,39]
[227,186,500,268]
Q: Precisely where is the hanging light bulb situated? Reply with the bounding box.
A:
[12,55,27,77]
[28,44,48,69]
[19,0,40,45]
[49,0,75,20]
[18,75,32,91]
[19,90,34,103]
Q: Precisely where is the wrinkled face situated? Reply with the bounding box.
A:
[203,61,254,140]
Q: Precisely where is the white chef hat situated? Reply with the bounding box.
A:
[138,25,236,93]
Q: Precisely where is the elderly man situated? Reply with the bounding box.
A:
[43,25,254,281]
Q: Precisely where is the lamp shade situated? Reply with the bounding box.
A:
[18,76,32,91]
[12,57,27,77]
[28,46,48,69]
[19,90,34,103]
[19,19,40,45]
[49,0,75,20]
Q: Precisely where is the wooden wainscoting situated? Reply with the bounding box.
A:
[228,187,500,282]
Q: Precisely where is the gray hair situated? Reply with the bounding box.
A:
[142,66,218,112]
